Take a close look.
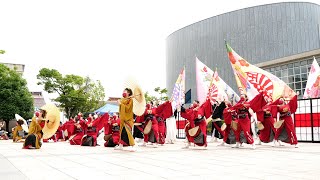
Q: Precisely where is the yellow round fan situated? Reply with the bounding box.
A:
[221,123,227,131]
[40,104,61,139]
[257,121,265,130]
[274,120,284,129]
[124,77,146,116]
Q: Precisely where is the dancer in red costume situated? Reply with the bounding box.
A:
[81,113,109,146]
[140,101,173,147]
[232,93,266,149]
[69,113,87,145]
[180,99,212,149]
[104,114,121,147]
[61,117,75,141]
[274,94,298,148]
[231,94,254,149]
[155,101,173,145]
[140,102,160,147]
[255,97,278,146]
[218,101,236,146]
[133,115,144,143]
[54,123,64,141]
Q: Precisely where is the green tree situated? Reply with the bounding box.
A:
[0,50,5,54]
[145,87,169,104]
[37,68,105,118]
[145,91,157,103]
[154,87,169,102]
[0,64,34,132]
[159,88,168,101]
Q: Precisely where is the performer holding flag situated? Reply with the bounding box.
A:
[206,69,228,142]
[225,42,296,149]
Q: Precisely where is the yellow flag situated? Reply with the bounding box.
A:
[226,43,295,100]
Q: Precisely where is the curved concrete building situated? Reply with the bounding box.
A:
[166,2,320,102]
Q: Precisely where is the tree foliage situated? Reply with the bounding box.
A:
[0,50,5,54]
[0,64,34,132]
[37,68,105,118]
[145,86,168,104]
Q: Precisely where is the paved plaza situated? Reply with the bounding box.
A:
[0,138,320,180]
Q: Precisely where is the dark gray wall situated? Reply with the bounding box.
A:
[166,2,320,101]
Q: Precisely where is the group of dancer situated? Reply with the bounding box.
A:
[13,88,175,151]
[7,87,299,151]
[182,90,299,150]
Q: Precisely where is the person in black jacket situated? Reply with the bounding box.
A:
[209,101,226,142]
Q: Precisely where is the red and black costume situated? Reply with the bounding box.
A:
[222,103,236,144]
[155,101,173,145]
[233,100,254,144]
[142,104,159,144]
[104,115,121,147]
[274,95,298,145]
[69,117,87,145]
[211,102,226,140]
[256,103,278,143]
[61,118,75,141]
[81,113,109,146]
[133,115,144,139]
[181,99,212,147]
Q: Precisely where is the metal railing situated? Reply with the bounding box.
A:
[294,98,320,143]
[175,112,187,139]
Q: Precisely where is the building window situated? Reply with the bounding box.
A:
[262,56,320,98]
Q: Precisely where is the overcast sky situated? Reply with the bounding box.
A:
[1,0,319,101]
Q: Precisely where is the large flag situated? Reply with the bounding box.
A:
[171,67,185,110]
[213,69,240,104]
[226,42,296,100]
[196,57,214,103]
[206,70,228,104]
[196,58,239,104]
[303,57,320,98]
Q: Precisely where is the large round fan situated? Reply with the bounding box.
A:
[40,104,61,139]
[124,77,146,116]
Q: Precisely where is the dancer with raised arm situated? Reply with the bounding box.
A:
[115,88,136,151]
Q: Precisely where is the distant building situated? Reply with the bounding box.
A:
[0,62,25,75]
[31,91,46,111]
[107,97,121,105]
[108,97,121,101]
[166,2,320,100]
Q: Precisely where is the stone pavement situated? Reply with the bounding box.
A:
[0,139,320,180]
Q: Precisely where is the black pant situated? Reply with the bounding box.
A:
[133,126,144,139]
[212,121,224,139]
